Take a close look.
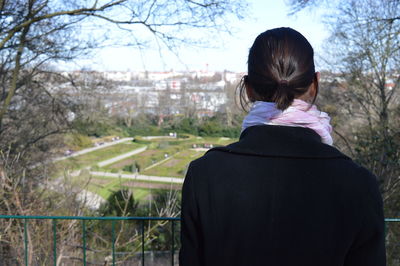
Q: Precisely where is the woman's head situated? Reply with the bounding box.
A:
[239,27,318,111]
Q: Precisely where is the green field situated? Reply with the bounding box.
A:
[104,135,235,178]
[141,149,204,177]
[73,173,181,201]
[61,135,237,200]
[55,141,144,173]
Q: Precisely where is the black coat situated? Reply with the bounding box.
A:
[179,125,386,266]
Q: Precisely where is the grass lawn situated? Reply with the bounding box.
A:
[75,175,148,201]
[55,141,144,173]
[105,144,183,172]
[73,175,123,200]
[59,135,236,203]
[106,137,236,176]
[86,182,151,202]
[141,149,205,177]
[74,173,180,202]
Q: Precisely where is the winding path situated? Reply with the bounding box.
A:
[90,171,184,184]
[53,137,134,162]
[97,146,147,167]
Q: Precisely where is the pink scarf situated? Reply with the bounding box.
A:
[242,99,333,145]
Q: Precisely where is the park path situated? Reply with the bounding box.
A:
[53,137,134,162]
[142,149,183,171]
[90,171,184,184]
[97,146,147,167]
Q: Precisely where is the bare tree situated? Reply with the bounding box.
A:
[287,1,400,262]
[289,0,400,22]
[288,0,400,198]
[0,0,247,129]
[0,1,247,264]
[322,1,400,200]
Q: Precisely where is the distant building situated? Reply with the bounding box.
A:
[50,69,243,118]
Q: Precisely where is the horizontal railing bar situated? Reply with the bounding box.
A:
[0,215,180,221]
[385,218,400,222]
[0,215,399,222]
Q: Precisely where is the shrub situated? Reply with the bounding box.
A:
[110,168,119,173]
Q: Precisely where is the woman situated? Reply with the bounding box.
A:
[179,27,386,266]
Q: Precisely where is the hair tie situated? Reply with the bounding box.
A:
[279,79,289,86]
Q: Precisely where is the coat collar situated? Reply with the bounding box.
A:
[208,125,350,159]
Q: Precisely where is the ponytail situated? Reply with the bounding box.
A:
[273,80,295,110]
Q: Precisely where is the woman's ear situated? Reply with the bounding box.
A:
[300,72,319,102]
[312,71,320,98]
[244,76,256,102]
[308,72,320,99]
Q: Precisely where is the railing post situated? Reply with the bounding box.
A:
[82,220,86,266]
[53,219,57,266]
[141,219,145,266]
[112,220,116,266]
[24,218,28,266]
[171,220,175,266]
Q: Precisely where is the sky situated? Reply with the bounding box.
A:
[70,0,330,72]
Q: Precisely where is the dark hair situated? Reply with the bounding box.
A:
[238,27,318,111]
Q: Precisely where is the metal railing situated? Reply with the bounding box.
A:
[0,215,180,266]
[0,215,399,266]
